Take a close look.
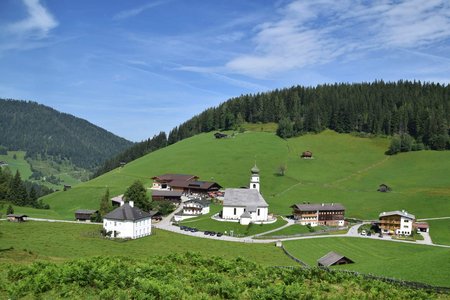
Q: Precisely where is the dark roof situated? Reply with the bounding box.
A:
[317,251,354,267]
[292,203,345,211]
[224,188,268,207]
[379,210,415,220]
[7,214,28,218]
[103,203,152,221]
[152,190,183,197]
[169,180,222,190]
[302,151,313,156]
[75,209,98,214]
[251,164,260,174]
[151,174,198,182]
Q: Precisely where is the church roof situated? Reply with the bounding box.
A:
[223,188,268,208]
[104,203,152,221]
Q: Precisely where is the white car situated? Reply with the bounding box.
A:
[360,230,367,236]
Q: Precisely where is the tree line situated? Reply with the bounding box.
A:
[94,80,450,177]
[0,167,53,210]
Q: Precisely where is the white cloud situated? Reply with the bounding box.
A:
[8,0,58,38]
[113,1,167,20]
[225,0,450,77]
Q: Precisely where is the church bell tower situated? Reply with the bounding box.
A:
[249,164,260,192]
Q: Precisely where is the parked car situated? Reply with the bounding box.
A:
[209,231,216,236]
[204,231,210,235]
[360,230,367,236]
[378,233,383,238]
[216,232,223,237]
[180,226,186,230]
[367,232,372,236]
[190,228,198,232]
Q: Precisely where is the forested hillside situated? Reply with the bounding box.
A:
[95,81,449,177]
[0,99,133,170]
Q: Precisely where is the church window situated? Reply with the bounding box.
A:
[253,184,256,188]
[234,208,236,215]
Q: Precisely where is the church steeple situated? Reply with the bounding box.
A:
[249,164,260,192]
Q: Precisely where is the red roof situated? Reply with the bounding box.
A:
[415,222,429,229]
[151,174,199,182]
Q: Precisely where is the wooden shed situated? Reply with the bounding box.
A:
[301,151,313,159]
[75,209,98,222]
[377,184,391,192]
[7,214,28,222]
[214,132,228,139]
[317,251,354,267]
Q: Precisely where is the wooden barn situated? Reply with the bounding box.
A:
[75,209,98,222]
[377,184,391,192]
[214,132,228,139]
[301,151,313,159]
[317,251,354,267]
[7,214,28,222]
[152,190,183,203]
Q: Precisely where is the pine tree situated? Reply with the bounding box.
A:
[99,188,112,216]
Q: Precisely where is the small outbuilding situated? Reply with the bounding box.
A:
[152,190,183,203]
[75,209,98,222]
[63,185,72,191]
[7,214,28,222]
[214,132,228,139]
[415,222,429,233]
[377,184,391,192]
[301,151,313,159]
[317,251,354,267]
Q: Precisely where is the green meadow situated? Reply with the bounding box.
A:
[0,151,32,179]
[26,130,450,225]
[283,237,450,287]
[428,219,450,246]
[0,221,291,266]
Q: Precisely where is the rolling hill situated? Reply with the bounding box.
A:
[14,129,449,223]
[0,99,133,171]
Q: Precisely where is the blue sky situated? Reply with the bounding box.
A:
[1,0,449,141]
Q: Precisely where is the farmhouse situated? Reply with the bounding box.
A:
[103,201,152,239]
[174,198,210,221]
[75,209,98,222]
[317,251,354,267]
[220,165,270,225]
[379,210,415,235]
[151,174,221,195]
[291,203,345,227]
[7,214,28,222]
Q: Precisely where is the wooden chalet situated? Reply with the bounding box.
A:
[75,209,98,222]
[151,174,222,194]
[152,190,183,203]
[291,203,345,227]
[318,251,354,267]
[7,214,28,222]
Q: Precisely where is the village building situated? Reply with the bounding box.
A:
[414,222,429,233]
[111,194,124,207]
[379,210,415,235]
[151,190,183,203]
[103,201,152,239]
[7,214,28,222]
[151,174,221,195]
[75,209,98,222]
[220,165,271,225]
[291,203,345,227]
[317,251,354,267]
[174,198,210,221]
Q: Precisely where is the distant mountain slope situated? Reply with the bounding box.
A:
[0,99,133,170]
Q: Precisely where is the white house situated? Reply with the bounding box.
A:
[174,199,211,221]
[379,210,415,235]
[222,188,269,225]
[103,201,152,239]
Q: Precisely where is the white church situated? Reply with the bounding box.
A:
[221,165,270,225]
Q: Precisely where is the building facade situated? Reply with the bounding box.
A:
[103,201,152,239]
[379,210,415,235]
[291,203,345,227]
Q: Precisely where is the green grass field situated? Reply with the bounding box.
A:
[179,204,287,236]
[0,221,292,266]
[36,130,450,225]
[428,219,450,246]
[0,151,32,179]
[283,237,450,287]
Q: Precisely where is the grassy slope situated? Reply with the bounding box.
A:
[0,221,292,266]
[0,151,32,179]
[428,219,450,246]
[283,237,450,287]
[34,130,450,222]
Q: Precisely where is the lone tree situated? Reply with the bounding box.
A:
[123,180,151,211]
[278,164,287,176]
[99,188,112,217]
[6,204,14,215]
[276,118,294,139]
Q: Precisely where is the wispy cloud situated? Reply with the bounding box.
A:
[113,1,168,20]
[8,0,58,38]
[225,0,450,77]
